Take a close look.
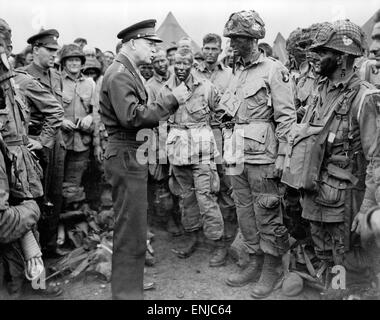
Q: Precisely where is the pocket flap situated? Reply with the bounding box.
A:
[239,123,268,144]
[243,80,267,98]
[104,147,118,160]
[185,99,207,114]
[320,171,348,190]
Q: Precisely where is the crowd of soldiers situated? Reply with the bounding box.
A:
[1,7,380,300]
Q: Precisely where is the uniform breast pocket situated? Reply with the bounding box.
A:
[239,122,268,155]
[243,80,269,106]
[62,95,72,106]
[185,96,210,121]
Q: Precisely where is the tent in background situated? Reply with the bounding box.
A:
[157,12,201,53]
[362,11,378,49]
[272,32,288,64]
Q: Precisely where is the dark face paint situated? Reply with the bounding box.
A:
[314,49,339,77]
[174,54,192,82]
[230,36,254,59]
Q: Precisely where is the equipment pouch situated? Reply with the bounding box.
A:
[315,170,347,207]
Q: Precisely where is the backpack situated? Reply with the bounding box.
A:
[281,80,361,191]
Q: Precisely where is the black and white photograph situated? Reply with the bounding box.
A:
[0,0,380,305]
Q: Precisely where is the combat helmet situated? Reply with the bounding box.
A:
[223,10,265,39]
[310,20,365,57]
[59,43,86,65]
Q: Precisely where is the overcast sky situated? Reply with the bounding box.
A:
[1,0,379,53]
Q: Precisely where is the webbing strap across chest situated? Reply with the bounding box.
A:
[325,83,361,159]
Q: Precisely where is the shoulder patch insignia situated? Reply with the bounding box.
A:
[281,70,289,83]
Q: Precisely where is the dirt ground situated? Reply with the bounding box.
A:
[0,223,322,301]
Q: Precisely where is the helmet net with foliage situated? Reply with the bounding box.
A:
[223,10,266,39]
[59,43,86,65]
[286,28,303,54]
[310,19,365,57]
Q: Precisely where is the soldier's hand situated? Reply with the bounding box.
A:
[95,146,104,163]
[274,155,285,178]
[27,138,43,151]
[172,82,191,104]
[351,212,364,234]
[78,115,93,131]
[62,119,76,132]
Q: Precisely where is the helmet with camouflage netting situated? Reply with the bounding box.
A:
[223,10,266,39]
[310,19,365,57]
[60,43,86,65]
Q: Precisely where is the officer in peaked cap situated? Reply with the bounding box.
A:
[24,28,66,259]
[27,29,60,50]
[117,19,162,43]
[99,19,190,300]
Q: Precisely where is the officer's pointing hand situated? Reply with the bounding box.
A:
[172,82,191,104]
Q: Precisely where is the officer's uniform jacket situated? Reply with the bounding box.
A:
[221,53,296,165]
[61,70,95,152]
[159,71,220,165]
[99,53,178,140]
[22,62,64,147]
[14,70,64,149]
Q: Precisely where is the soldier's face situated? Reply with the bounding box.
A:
[134,38,157,65]
[34,46,57,68]
[139,63,154,80]
[65,57,82,75]
[152,51,169,76]
[314,49,338,77]
[370,22,380,60]
[230,36,255,58]
[202,41,221,65]
[104,52,114,66]
[174,54,192,82]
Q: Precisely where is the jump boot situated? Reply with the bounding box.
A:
[174,230,199,258]
[251,253,282,299]
[209,238,228,267]
[225,254,264,287]
[166,214,182,237]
